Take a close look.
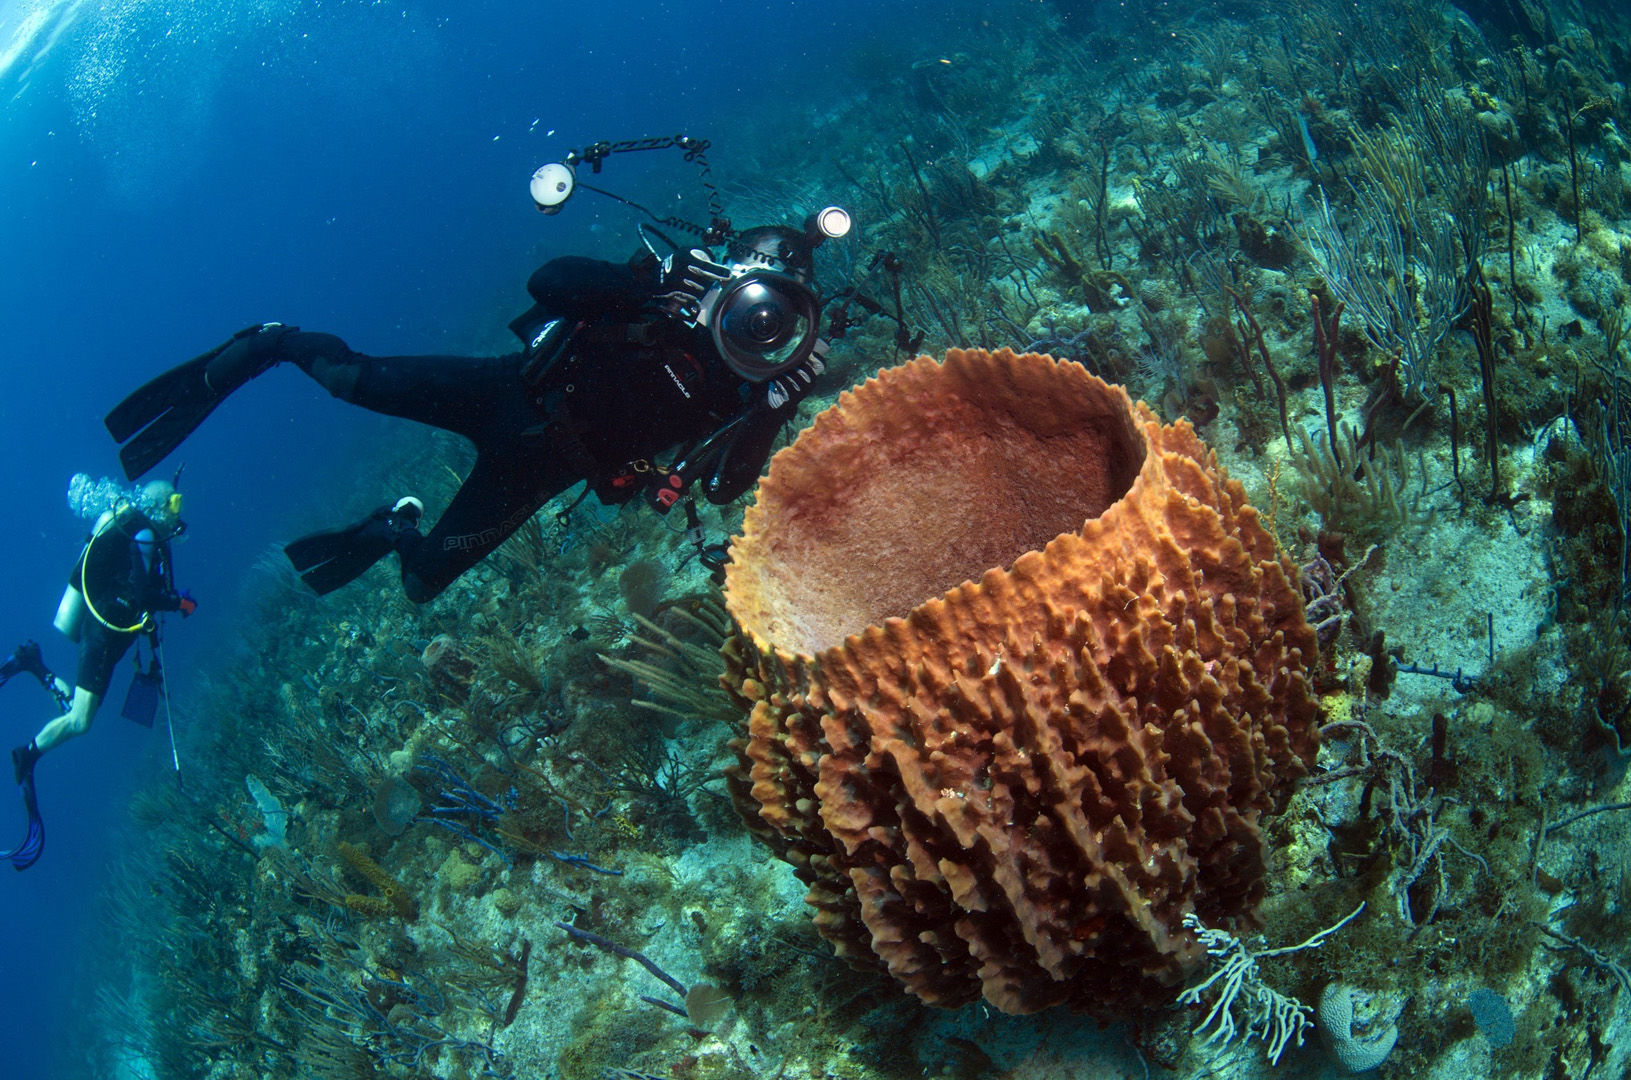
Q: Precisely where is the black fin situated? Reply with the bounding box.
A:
[106,325,284,480]
[105,350,225,480]
[104,346,218,444]
[3,772,44,871]
[117,395,233,480]
[285,520,395,596]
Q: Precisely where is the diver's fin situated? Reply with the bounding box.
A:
[285,518,397,596]
[105,348,228,480]
[105,324,290,480]
[11,742,39,785]
[104,347,214,445]
[3,773,45,872]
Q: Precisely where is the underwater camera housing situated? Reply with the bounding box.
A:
[688,209,851,382]
[693,268,824,381]
[525,135,852,380]
[687,206,851,381]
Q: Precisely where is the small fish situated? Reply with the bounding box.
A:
[528,117,540,132]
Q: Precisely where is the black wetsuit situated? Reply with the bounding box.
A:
[270,256,800,602]
[72,507,181,697]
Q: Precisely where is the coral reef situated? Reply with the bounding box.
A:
[723,348,1320,1015]
[62,3,1631,1078]
[338,840,419,920]
[1317,981,1402,1073]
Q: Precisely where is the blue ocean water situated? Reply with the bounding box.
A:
[0,2,975,1074]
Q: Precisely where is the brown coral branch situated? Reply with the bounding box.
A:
[1229,287,1292,445]
[502,940,531,1027]
[1312,292,1345,454]
[337,841,418,920]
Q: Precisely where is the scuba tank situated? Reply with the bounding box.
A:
[54,507,114,643]
[53,584,86,644]
[56,477,129,643]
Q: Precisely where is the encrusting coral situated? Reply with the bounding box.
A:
[1317,981,1401,1073]
[337,840,419,920]
[722,348,1320,1016]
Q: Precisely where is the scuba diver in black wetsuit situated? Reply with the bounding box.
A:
[4,480,194,869]
[106,183,850,603]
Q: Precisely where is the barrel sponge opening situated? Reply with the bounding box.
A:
[728,349,1146,657]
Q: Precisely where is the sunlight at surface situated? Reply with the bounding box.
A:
[0,0,83,94]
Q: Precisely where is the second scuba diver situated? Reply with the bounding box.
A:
[5,478,194,869]
[104,210,840,603]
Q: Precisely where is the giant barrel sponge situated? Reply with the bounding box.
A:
[722,348,1320,1016]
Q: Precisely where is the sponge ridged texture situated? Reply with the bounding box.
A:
[722,349,1319,1015]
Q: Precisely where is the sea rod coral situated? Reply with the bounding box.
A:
[722,348,1320,1016]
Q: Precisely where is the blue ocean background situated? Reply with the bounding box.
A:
[0,2,976,1073]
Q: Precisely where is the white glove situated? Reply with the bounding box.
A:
[655,248,731,318]
[765,349,826,410]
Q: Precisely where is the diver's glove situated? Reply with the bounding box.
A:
[653,248,731,319]
[153,589,196,616]
[765,349,826,410]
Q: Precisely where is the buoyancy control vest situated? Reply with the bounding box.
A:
[63,505,173,636]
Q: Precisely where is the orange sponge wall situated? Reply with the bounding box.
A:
[722,349,1320,1016]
